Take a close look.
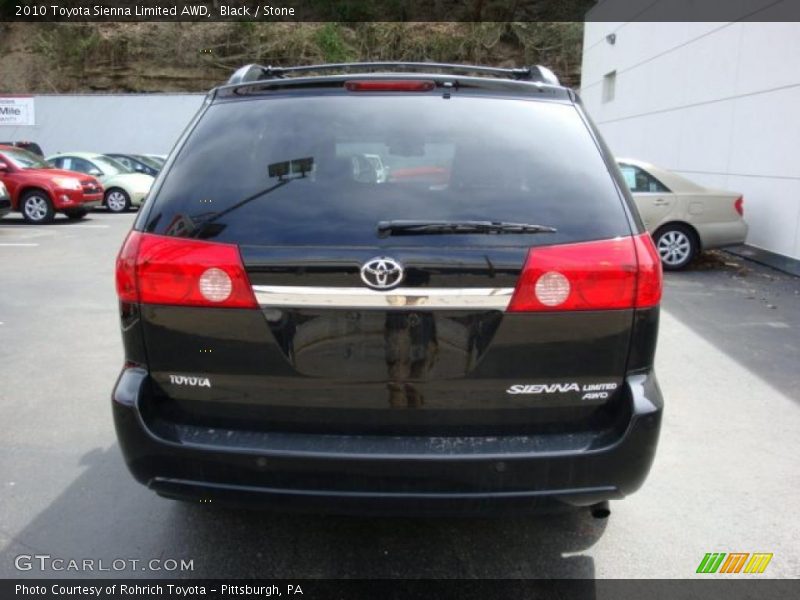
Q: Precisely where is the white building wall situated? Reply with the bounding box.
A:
[0,94,205,156]
[580,20,800,261]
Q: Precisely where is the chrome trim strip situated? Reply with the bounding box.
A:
[252,285,514,310]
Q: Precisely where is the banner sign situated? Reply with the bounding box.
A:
[0,97,35,126]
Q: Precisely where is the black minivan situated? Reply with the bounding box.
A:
[114,63,663,516]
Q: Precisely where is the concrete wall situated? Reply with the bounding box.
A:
[580,20,800,261]
[0,94,206,156]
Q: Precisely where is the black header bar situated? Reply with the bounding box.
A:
[2,0,799,22]
[2,579,800,600]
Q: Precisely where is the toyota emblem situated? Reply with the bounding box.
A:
[360,257,404,290]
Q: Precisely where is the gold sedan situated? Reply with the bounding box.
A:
[617,159,748,270]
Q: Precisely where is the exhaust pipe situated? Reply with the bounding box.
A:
[590,501,610,519]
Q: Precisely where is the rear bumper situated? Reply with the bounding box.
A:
[112,368,663,515]
[697,220,748,250]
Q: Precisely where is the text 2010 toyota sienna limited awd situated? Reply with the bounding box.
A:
[113,63,663,516]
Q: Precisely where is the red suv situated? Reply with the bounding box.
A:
[0,145,104,223]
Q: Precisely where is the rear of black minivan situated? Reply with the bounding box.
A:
[113,67,663,515]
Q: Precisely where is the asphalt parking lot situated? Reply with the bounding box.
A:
[0,210,798,580]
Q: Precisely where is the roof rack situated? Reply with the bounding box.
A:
[226,62,560,87]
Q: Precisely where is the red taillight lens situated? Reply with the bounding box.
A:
[734,196,744,216]
[507,234,662,312]
[116,231,142,303]
[114,232,257,309]
[345,80,435,92]
[633,233,662,307]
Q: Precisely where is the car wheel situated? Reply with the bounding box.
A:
[105,189,130,213]
[65,208,88,220]
[21,190,55,224]
[654,224,697,270]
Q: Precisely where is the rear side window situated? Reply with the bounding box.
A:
[111,155,134,170]
[144,94,630,246]
[68,158,97,175]
[619,164,671,193]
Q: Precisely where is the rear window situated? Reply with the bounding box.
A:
[143,93,629,246]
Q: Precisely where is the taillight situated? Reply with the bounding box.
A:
[633,233,662,307]
[507,234,662,312]
[345,80,435,92]
[115,231,142,303]
[115,232,257,309]
[734,196,744,216]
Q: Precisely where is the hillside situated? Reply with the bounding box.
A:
[0,22,583,93]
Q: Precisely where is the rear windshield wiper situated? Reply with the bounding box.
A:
[377,220,557,238]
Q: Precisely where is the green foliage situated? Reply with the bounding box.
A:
[314,23,356,63]
[508,22,584,83]
[34,24,98,65]
[5,22,585,92]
